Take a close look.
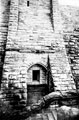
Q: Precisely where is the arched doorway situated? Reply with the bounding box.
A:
[27,63,48,105]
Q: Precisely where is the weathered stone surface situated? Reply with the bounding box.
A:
[1,0,79,104]
[57,106,79,120]
[1,0,76,96]
[0,0,10,84]
[59,5,79,91]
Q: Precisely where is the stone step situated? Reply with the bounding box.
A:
[47,112,55,120]
[51,109,57,120]
[42,114,49,120]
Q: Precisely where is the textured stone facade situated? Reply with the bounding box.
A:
[0,0,10,84]
[0,0,78,104]
[59,5,79,90]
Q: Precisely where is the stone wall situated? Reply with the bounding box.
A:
[59,5,79,91]
[0,0,10,84]
[1,0,76,94]
[1,0,79,106]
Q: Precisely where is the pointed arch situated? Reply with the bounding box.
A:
[27,63,47,72]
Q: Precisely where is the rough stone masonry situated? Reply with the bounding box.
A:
[0,0,78,104]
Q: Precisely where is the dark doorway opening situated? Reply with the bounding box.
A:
[27,84,48,105]
[32,70,40,81]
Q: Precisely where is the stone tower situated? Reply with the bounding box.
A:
[1,0,76,104]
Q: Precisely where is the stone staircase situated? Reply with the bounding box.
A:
[26,107,57,120]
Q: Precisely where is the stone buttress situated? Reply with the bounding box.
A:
[1,0,76,104]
